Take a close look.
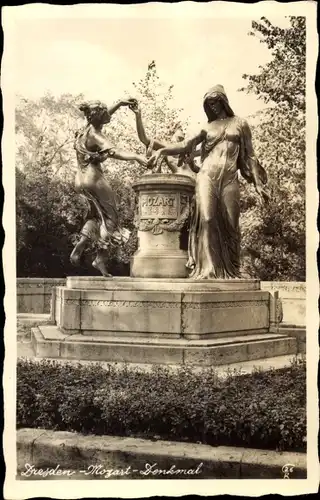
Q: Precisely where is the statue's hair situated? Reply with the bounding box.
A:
[79,101,110,122]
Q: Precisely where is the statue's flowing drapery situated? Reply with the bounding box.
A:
[187,86,267,279]
[74,128,129,247]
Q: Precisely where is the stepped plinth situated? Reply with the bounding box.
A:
[31,277,297,366]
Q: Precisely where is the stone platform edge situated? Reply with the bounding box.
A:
[17,428,307,480]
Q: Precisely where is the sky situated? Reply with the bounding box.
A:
[13,14,290,132]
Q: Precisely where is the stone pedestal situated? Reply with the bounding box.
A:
[130,174,195,278]
[31,277,298,366]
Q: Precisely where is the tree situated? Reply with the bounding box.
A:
[239,16,306,281]
[16,92,84,182]
[130,60,187,144]
[16,93,92,276]
[242,16,305,111]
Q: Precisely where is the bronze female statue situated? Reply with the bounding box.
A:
[127,98,200,175]
[71,99,148,276]
[149,85,269,279]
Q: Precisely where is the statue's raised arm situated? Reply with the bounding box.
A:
[128,97,201,175]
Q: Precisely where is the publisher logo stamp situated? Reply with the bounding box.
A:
[282,464,295,479]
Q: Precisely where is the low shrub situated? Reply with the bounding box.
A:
[17,358,306,452]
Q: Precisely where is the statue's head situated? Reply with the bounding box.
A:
[79,101,111,125]
[203,85,234,122]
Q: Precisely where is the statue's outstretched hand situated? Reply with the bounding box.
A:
[136,155,149,168]
[127,98,140,114]
[148,150,163,170]
[119,98,135,107]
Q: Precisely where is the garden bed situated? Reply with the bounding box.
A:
[17,358,306,452]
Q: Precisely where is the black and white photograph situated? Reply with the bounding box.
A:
[2,1,319,497]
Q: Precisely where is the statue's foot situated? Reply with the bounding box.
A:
[195,268,209,279]
[70,250,81,266]
[189,268,199,279]
[196,270,216,280]
[92,258,112,277]
[206,270,216,279]
[196,273,205,280]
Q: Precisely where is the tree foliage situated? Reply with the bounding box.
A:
[242,16,305,111]
[16,94,85,276]
[240,16,305,281]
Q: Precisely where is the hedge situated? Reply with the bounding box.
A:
[17,357,306,452]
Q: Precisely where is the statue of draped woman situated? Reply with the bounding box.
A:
[149,85,269,279]
[71,99,147,276]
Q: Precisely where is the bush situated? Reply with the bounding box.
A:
[17,358,306,452]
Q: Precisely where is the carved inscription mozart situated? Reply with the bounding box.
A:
[140,192,179,219]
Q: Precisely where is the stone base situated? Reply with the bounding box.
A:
[277,325,306,354]
[66,276,261,291]
[32,325,297,366]
[52,278,270,340]
[130,252,189,278]
[25,277,298,366]
[131,173,195,278]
